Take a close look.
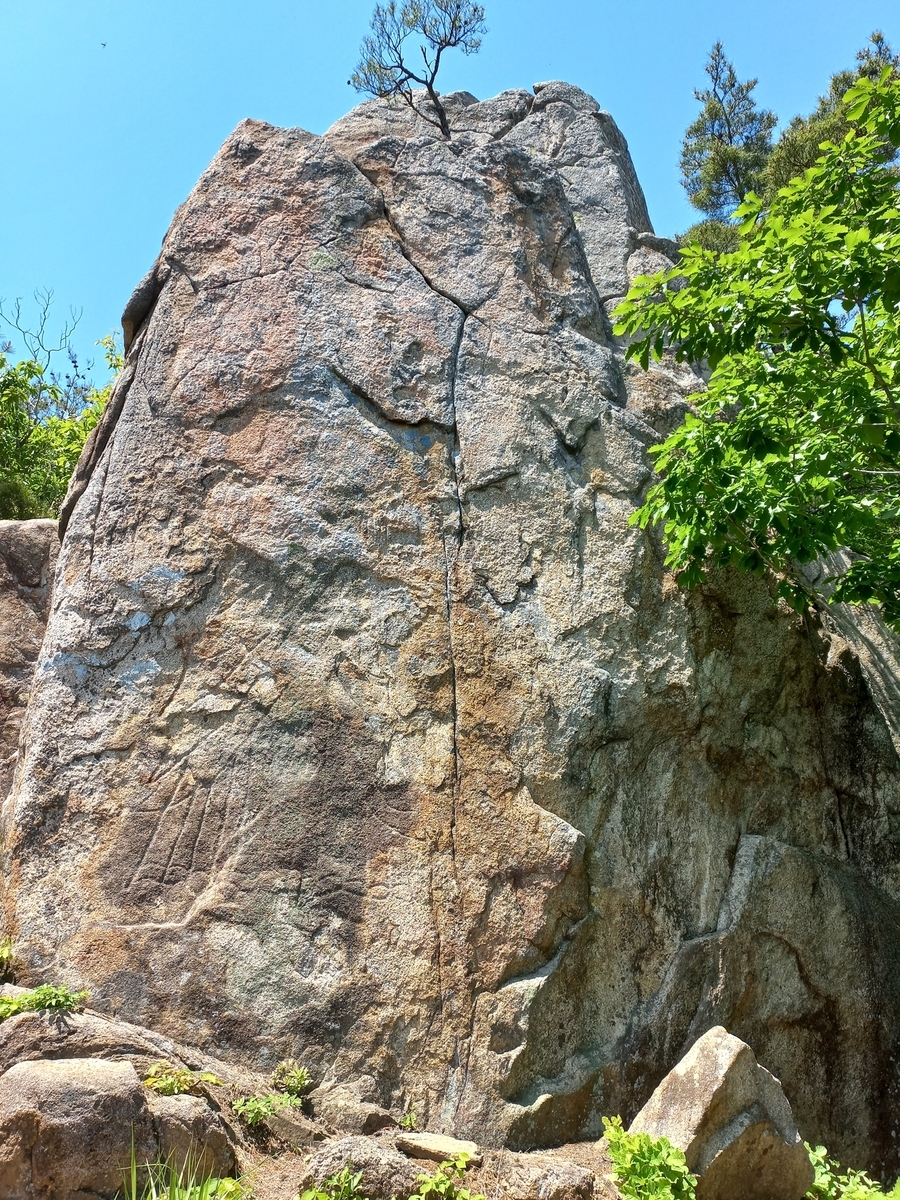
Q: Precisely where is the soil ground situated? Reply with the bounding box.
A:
[239,1139,619,1200]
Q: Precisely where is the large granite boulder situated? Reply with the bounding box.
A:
[2,84,900,1175]
[0,1058,155,1200]
[0,1055,235,1198]
[629,1026,813,1200]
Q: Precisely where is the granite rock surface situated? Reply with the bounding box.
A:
[3,84,900,1174]
[630,1026,813,1200]
[0,520,58,802]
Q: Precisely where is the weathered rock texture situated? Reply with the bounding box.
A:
[630,1026,813,1200]
[3,83,900,1175]
[0,520,58,802]
[0,1055,234,1199]
[304,1136,422,1200]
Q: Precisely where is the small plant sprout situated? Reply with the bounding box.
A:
[232,1091,303,1127]
[399,1109,417,1131]
[142,1061,223,1096]
[300,1165,369,1200]
[271,1058,312,1096]
[0,984,88,1022]
[414,1155,484,1200]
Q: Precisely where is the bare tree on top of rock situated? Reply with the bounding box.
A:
[350,0,487,139]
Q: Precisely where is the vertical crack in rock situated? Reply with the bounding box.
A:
[444,313,467,864]
[58,324,148,538]
[378,195,473,318]
[374,182,471,863]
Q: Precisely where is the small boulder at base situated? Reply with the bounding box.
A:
[145,1091,235,1179]
[264,1105,328,1148]
[302,1135,421,1200]
[310,1081,396,1135]
[629,1026,814,1200]
[0,1057,156,1200]
[485,1151,595,1200]
[396,1132,482,1165]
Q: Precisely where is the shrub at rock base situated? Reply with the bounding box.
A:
[603,1116,696,1200]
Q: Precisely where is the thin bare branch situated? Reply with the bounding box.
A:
[350,0,486,140]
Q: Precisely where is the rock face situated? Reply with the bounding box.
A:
[3,83,900,1175]
[629,1026,813,1200]
[0,520,58,802]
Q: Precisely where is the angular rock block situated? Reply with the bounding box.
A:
[490,1152,597,1200]
[629,1027,814,1200]
[396,1131,482,1164]
[146,1090,235,1178]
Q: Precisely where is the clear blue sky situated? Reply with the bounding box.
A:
[2,0,897,377]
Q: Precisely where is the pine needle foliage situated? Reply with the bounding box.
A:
[679,43,777,221]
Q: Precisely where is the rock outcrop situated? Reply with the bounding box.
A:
[3,83,900,1176]
[0,520,57,803]
[629,1026,813,1200]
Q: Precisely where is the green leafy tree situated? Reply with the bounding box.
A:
[350,0,486,139]
[680,43,777,224]
[615,70,900,631]
[0,296,120,519]
[764,32,900,198]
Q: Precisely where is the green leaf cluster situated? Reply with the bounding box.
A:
[414,1155,483,1200]
[763,33,899,198]
[120,1142,248,1200]
[602,1116,696,1200]
[300,1166,369,1200]
[271,1057,312,1096]
[807,1143,900,1199]
[615,69,900,630]
[678,33,898,249]
[143,1061,223,1097]
[232,1091,303,1126]
[300,1155,484,1200]
[0,983,88,1021]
